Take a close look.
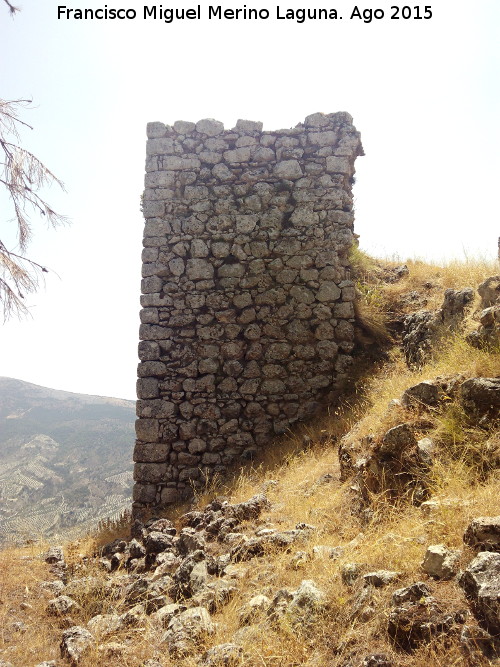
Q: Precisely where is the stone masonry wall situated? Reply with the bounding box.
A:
[133,112,363,519]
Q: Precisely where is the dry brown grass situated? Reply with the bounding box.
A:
[0,541,63,666]
[351,248,498,319]
[1,255,498,665]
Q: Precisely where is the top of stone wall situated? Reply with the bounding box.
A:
[146,112,365,156]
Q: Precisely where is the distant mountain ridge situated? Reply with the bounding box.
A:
[0,377,135,543]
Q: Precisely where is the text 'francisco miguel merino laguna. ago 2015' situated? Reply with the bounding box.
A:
[57,5,433,23]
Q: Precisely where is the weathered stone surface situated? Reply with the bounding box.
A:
[459,551,500,634]
[460,378,500,417]
[44,546,65,564]
[478,275,500,308]
[257,581,321,629]
[173,120,196,134]
[135,114,362,516]
[441,287,474,323]
[480,305,500,328]
[363,570,400,587]
[326,156,351,173]
[460,624,500,661]
[239,594,270,626]
[47,595,80,616]
[392,582,432,606]
[162,606,215,656]
[403,289,474,367]
[401,380,441,407]
[273,159,303,179]
[199,643,245,666]
[388,587,464,651]
[196,118,224,136]
[87,613,123,638]
[235,119,263,133]
[464,516,500,552]
[421,544,461,579]
[378,423,417,457]
[144,531,175,555]
[60,626,94,663]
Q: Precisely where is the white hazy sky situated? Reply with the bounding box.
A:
[1,0,499,400]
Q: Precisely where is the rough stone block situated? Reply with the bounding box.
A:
[421,544,461,580]
[135,418,160,442]
[273,159,303,180]
[134,462,167,484]
[196,118,224,136]
[326,156,351,174]
[134,442,170,463]
[147,121,168,138]
[174,120,196,134]
[224,147,252,163]
[236,119,263,133]
[162,156,201,170]
[138,341,161,361]
[132,483,157,503]
[137,361,167,378]
[136,377,160,399]
[304,112,330,128]
[146,137,175,155]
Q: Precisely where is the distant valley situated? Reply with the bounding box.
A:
[0,377,135,544]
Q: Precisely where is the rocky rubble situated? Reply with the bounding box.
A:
[470,274,500,346]
[387,582,466,651]
[32,493,335,663]
[27,484,500,665]
[339,372,500,515]
[459,550,500,635]
[402,288,474,367]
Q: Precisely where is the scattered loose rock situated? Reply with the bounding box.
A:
[464,516,500,552]
[199,643,245,666]
[239,594,270,626]
[163,606,215,657]
[460,377,500,418]
[46,595,81,617]
[421,544,461,580]
[87,613,123,638]
[459,551,500,634]
[362,571,400,588]
[60,626,94,664]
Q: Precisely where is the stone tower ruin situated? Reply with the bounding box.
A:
[133,112,363,519]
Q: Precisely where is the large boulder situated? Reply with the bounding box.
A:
[440,288,474,324]
[460,378,500,417]
[162,606,215,656]
[402,310,437,367]
[459,551,500,634]
[402,288,473,367]
[478,275,500,308]
[388,583,465,650]
[401,380,441,407]
[464,516,500,552]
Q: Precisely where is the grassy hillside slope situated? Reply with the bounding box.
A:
[0,256,498,666]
